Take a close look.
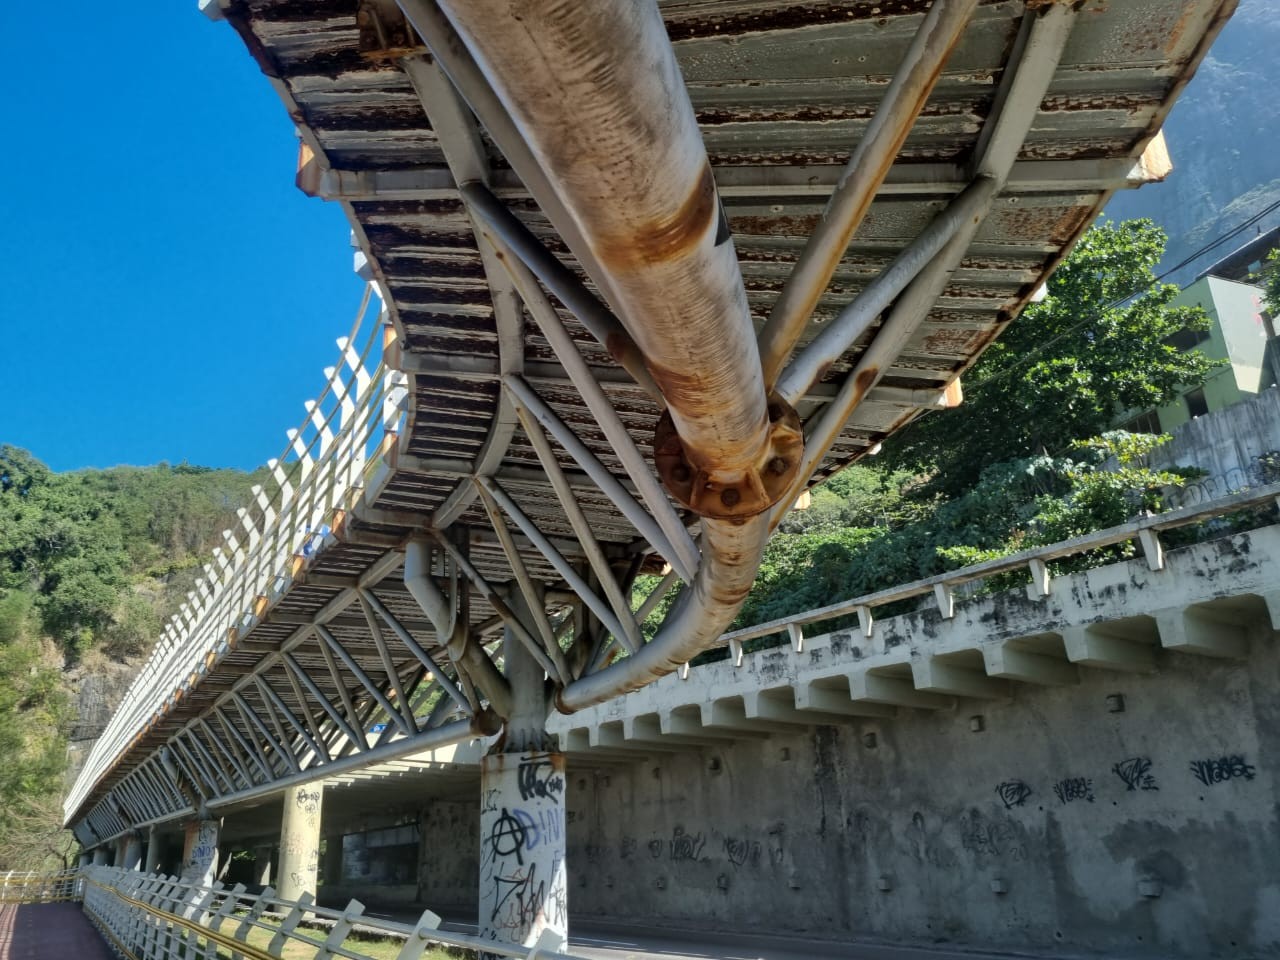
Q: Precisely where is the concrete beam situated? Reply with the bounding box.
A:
[911,657,1010,700]
[1155,607,1251,660]
[665,706,768,740]
[588,723,681,754]
[793,680,895,719]
[849,671,954,711]
[625,714,722,749]
[1061,626,1157,674]
[742,689,871,726]
[983,643,1079,686]
[699,699,788,735]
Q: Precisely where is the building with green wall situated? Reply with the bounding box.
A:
[1120,274,1277,432]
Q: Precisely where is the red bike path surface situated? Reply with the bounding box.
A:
[0,902,115,960]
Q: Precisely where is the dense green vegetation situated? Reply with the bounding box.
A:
[881,219,1217,497]
[0,448,261,868]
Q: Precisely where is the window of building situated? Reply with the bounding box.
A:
[1164,327,1211,351]
[1119,410,1161,434]
[1185,387,1209,418]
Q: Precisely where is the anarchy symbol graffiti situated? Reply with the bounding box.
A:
[489,807,529,865]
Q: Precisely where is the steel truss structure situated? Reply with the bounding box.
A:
[66,0,1234,843]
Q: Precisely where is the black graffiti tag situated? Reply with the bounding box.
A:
[994,780,1033,809]
[488,808,528,865]
[1112,757,1159,792]
[1052,777,1094,804]
[1189,754,1256,786]
[518,757,565,802]
[669,826,706,862]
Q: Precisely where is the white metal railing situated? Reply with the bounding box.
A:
[0,870,84,903]
[718,480,1280,659]
[81,867,583,960]
[66,286,409,823]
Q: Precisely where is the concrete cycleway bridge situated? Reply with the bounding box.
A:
[64,0,1237,955]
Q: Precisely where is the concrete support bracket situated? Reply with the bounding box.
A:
[1061,626,1157,673]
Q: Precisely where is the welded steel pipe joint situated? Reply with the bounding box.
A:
[653,392,802,519]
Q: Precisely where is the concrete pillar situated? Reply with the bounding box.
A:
[253,844,273,886]
[77,852,91,869]
[91,848,109,866]
[144,827,162,873]
[121,832,144,871]
[114,836,128,866]
[277,784,323,902]
[182,819,220,886]
[478,752,567,949]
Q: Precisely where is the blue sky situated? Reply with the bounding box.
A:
[0,5,365,472]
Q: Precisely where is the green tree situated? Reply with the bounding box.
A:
[1258,248,1280,316]
[882,219,1218,497]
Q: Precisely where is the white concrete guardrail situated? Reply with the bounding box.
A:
[81,866,585,960]
[66,285,408,824]
[553,483,1280,752]
[715,480,1280,663]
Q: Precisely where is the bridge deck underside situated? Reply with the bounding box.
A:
[66,0,1234,836]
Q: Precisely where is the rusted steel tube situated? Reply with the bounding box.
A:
[557,515,769,712]
[435,0,770,481]
[775,176,999,407]
[756,0,979,391]
[461,182,662,402]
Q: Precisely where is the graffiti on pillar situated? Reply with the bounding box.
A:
[480,753,567,949]
[184,821,218,882]
[517,757,565,802]
[294,787,322,815]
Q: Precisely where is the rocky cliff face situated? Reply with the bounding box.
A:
[1104,0,1280,281]
[64,656,144,789]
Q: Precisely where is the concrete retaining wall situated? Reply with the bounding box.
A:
[1147,387,1280,508]
[563,638,1280,957]
[317,527,1280,956]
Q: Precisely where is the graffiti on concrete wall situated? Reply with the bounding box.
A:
[669,826,707,862]
[1052,777,1095,805]
[958,813,1027,862]
[994,780,1034,809]
[1112,757,1159,792]
[1189,754,1256,786]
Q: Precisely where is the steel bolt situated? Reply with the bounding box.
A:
[720,487,741,508]
[768,456,789,476]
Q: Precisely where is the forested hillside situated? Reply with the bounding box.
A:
[0,451,262,868]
